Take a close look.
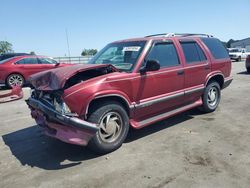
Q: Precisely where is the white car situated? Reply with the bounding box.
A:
[228,48,250,62]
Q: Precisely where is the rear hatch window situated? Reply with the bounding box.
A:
[201,38,229,59]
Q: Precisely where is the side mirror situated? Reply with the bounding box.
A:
[55,62,60,67]
[140,59,160,73]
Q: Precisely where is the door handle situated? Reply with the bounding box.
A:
[204,65,210,70]
[177,70,184,75]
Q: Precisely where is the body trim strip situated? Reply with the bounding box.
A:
[134,86,204,109]
[137,100,202,127]
[185,86,204,95]
[135,92,184,109]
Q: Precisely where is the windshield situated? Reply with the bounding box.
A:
[229,49,240,53]
[88,41,146,71]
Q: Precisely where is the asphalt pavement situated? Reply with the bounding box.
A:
[0,61,250,188]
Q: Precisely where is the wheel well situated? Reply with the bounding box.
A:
[207,75,224,88]
[87,96,131,118]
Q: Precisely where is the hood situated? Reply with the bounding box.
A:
[29,64,117,91]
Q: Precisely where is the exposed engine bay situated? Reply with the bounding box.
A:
[63,66,115,89]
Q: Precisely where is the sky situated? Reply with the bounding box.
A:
[0,0,249,57]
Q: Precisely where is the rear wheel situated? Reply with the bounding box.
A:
[237,56,241,62]
[6,73,24,88]
[87,101,129,154]
[247,68,250,73]
[199,81,221,113]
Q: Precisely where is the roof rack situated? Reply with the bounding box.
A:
[145,33,213,38]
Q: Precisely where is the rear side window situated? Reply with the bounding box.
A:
[180,41,207,63]
[201,38,229,59]
[16,58,39,64]
[147,42,180,68]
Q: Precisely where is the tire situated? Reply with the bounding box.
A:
[247,68,250,73]
[237,56,241,62]
[6,73,25,88]
[199,81,221,113]
[87,101,129,154]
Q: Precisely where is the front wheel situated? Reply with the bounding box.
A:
[199,82,221,113]
[6,73,25,88]
[87,101,129,154]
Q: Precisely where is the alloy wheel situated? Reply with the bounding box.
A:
[7,74,24,87]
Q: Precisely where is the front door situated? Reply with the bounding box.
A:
[134,40,185,122]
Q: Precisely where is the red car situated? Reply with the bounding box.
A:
[27,33,233,154]
[0,55,70,88]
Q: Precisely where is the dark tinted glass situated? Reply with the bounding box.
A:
[201,38,229,59]
[0,53,30,61]
[39,58,57,64]
[17,58,38,64]
[147,42,179,68]
[0,54,13,61]
[16,59,26,64]
[181,42,207,63]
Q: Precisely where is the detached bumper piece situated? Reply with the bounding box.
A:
[26,98,98,146]
[0,86,23,103]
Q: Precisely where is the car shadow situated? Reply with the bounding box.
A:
[2,109,201,170]
[237,71,249,75]
[2,125,99,170]
[125,109,200,143]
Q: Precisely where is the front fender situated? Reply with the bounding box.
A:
[81,90,133,118]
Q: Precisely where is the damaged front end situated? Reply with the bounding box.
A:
[26,90,98,145]
[26,64,117,146]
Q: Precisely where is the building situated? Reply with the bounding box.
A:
[231,38,250,51]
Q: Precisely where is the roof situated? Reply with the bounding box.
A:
[113,33,214,43]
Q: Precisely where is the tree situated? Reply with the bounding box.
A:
[81,49,98,56]
[0,41,13,54]
[30,51,36,55]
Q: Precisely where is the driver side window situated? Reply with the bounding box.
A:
[16,58,38,64]
[147,42,180,68]
[39,58,57,64]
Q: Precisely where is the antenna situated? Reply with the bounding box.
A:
[65,28,71,62]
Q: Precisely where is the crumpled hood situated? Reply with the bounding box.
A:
[29,64,117,91]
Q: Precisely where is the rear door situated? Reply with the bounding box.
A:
[134,39,185,121]
[15,57,42,76]
[177,39,210,104]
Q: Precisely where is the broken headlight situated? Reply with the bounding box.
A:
[54,98,71,114]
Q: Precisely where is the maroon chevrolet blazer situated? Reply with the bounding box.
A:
[26,33,233,154]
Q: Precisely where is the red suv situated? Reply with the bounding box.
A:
[26,33,232,153]
[0,55,70,88]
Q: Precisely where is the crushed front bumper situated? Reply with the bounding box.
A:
[26,98,99,146]
[0,86,23,103]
